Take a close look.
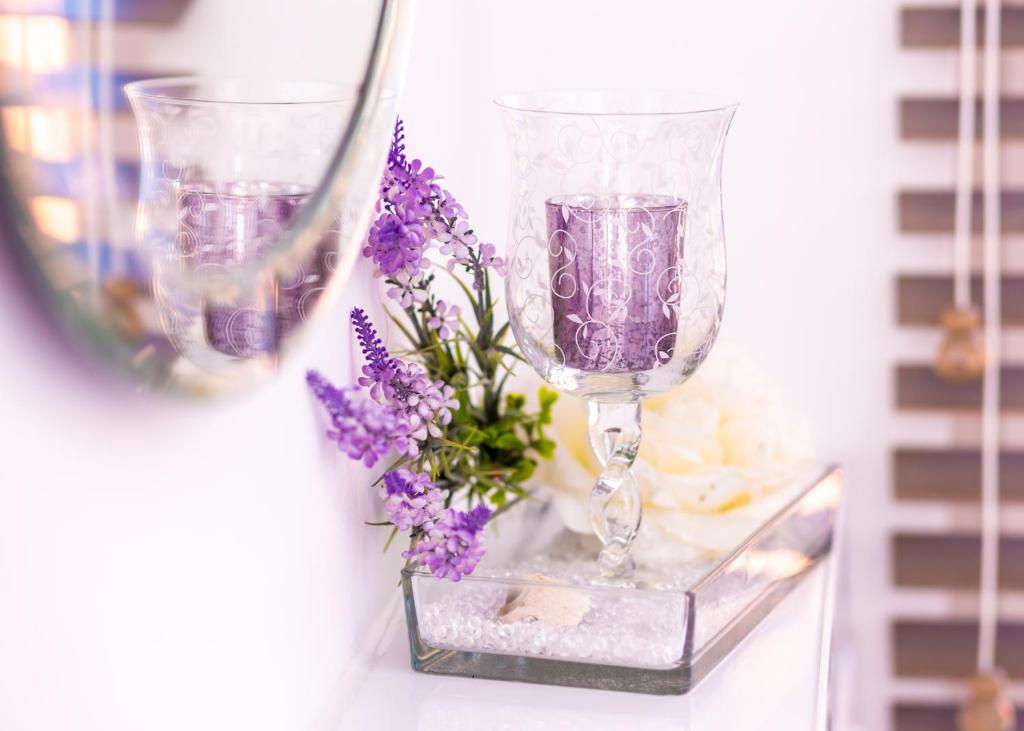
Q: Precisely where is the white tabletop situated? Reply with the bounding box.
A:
[337,560,833,731]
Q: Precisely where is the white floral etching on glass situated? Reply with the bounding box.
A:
[502,101,730,386]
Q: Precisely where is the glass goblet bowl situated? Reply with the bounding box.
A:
[496,90,737,575]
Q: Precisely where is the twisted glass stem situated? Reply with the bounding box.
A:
[587,400,643,577]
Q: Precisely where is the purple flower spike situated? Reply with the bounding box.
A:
[405,504,491,581]
[350,308,459,437]
[388,118,407,171]
[306,370,417,467]
[362,119,504,284]
[352,307,396,401]
[380,468,443,531]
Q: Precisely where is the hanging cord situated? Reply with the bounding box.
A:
[938,0,986,384]
[957,8,1015,729]
[977,0,1002,676]
[955,0,978,309]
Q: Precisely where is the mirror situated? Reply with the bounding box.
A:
[0,0,415,395]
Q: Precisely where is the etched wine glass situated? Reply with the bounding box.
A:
[496,91,736,576]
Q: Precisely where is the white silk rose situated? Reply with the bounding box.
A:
[536,346,815,560]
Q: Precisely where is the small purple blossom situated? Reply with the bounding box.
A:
[389,361,458,439]
[437,220,476,270]
[306,370,417,466]
[386,270,429,309]
[405,505,491,581]
[363,208,427,277]
[427,300,460,339]
[437,188,465,219]
[478,242,506,275]
[391,159,439,203]
[379,468,443,531]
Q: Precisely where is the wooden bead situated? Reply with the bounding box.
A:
[936,306,986,382]
[958,671,1018,731]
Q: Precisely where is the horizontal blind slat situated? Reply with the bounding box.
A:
[899,190,1024,233]
[902,6,1024,48]
[893,533,1024,589]
[901,97,1024,140]
[896,365,1024,411]
[894,448,1024,502]
[893,620,1024,678]
[897,274,1024,325]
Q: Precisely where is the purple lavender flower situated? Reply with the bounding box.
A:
[379,468,443,531]
[389,361,458,439]
[352,307,396,401]
[427,300,460,339]
[350,308,459,439]
[363,119,504,285]
[306,370,417,466]
[405,504,491,581]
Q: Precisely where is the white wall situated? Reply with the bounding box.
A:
[0,254,406,730]
[1,1,911,729]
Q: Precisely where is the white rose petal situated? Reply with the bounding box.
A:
[534,345,816,560]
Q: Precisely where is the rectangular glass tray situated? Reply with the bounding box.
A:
[401,464,841,695]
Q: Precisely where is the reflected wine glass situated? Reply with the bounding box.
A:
[0,0,415,396]
[127,79,360,388]
[496,91,736,576]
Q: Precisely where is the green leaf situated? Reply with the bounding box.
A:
[538,387,558,424]
[534,437,557,459]
[494,433,525,450]
[382,525,399,553]
[493,321,511,344]
[509,458,536,484]
[495,345,528,363]
[454,391,473,425]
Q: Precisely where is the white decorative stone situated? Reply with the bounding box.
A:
[498,574,592,627]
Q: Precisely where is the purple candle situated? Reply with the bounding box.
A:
[546,194,685,372]
[177,182,335,358]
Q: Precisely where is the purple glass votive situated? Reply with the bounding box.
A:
[546,194,685,372]
[177,182,335,358]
